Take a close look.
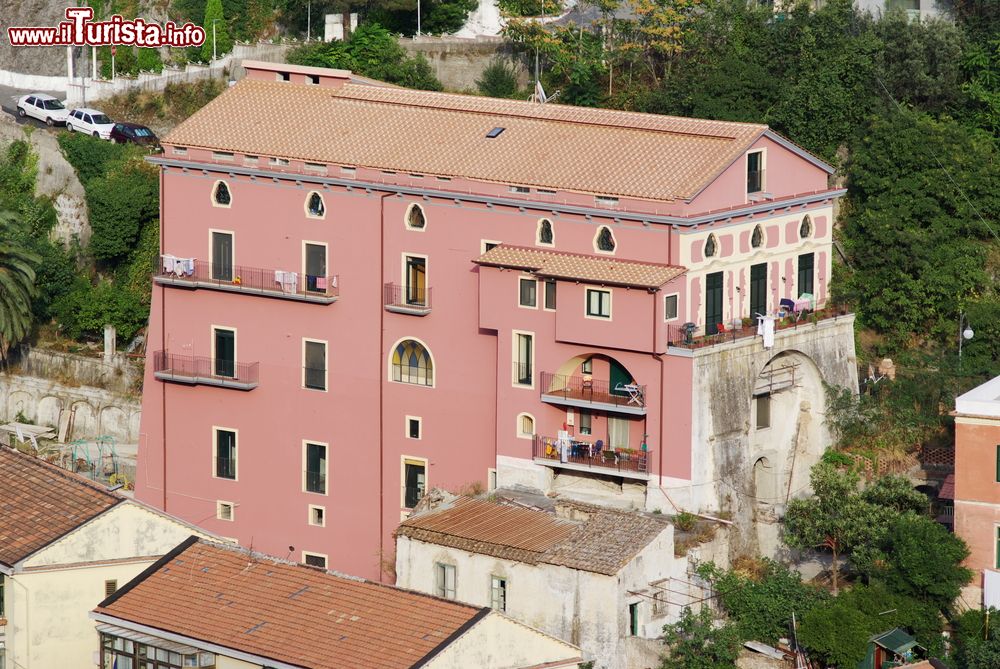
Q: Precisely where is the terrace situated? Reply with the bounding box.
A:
[666,307,853,350]
[152,351,259,391]
[532,435,651,480]
[154,256,339,304]
[540,372,647,416]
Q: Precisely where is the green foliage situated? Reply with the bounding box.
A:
[674,511,696,532]
[0,211,40,360]
[136,47,164,73]
[53,279,148,342]
[696,559,829,644]
[660,607,740,669]
[423,0,479,34]
[953,608,1000,669]
[201,0,234,62]
[477,59,520,98]
[797,599,871,669]
[286,23,444,90]
[57,132,132,185]
[86,160,159,264]
[879,512,972,608]
[497,0,561,17]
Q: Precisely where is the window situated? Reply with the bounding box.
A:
[756,394,771,430]
[519,278,537,308]
[491,576,507,611]
[579,410,592,436]
[586,289,611,319]
[629,602,639,636]
[216,501,234,521]
[212,151,234,161]
[537,219,554,246]
[304,442,327,494]
[435,563,456,599]
[664,294,678,321]
[244,154,258,164]
[403,459,426,509]
[488,469,497,491]
[596,196,619,207]
[391,339,434,386]
[581,358,593,374]
[407,417,422,439]
[277,71,290,81]
[514,333,533,386]
[104,579,118,598]
[214,428,237,479]
[996,526,1000,569]
[212,180,231,207]
[995,445,1000,483]
[304,553,327,568]
[306,191,325,218]
[404,255,427,305]
[210,230,233,281]
[269,157,290,166]
[340,166,356,175]
[797,252,815,296]
[609,416,629,449]
[309,505,325,527]
[751,224,764,248]
[213,327,236,378]
[747,151,763,194]
[596,226,616,252]
[486,127,506,138]
[800,215,812,239]
[510,185,530,194]
[482,240,502,253]
[307,74,320,84]
[704,234,718,258]
[304,242,328,293]
[544,280,556,310]
[172,146,187,155]
[303,340,327,391]
[406,203,426,230]
[517,413,535,438]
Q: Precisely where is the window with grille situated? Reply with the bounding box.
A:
[104,579,118,598]
[304,553,327,568]
[392,340,434,386]
[306,192,325,218]
[517,414,534,437]
[212,181,231,206]
[404,459,426,509]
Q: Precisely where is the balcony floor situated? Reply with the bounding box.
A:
[154,275,338,304]
[540,388,647,416]
[533,455,650,481]
[154,370,258,391]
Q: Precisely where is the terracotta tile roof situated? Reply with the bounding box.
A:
[95,538,487,669]
[397,497,669,576]
[165,78,767,201]
[939,473,954,500]
[0,446,122,567]
[474,244,685,289]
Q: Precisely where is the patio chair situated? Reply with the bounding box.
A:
[593,439,604,458]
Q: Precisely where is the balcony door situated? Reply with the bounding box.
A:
[608,417,629,450]
[515,333,533,385]
[214,328,235,378]
[705,272,723,335]
[610,358,630,397]
[211,231,233,281]
[405,256,426,306]
[750,263,767,317]
[305,243,327,293]
[797,253,814,297]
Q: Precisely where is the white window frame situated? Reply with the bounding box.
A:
[593,226,617,255]
[302,338,328,392]
[304,190,326,220]
[211,425,239,481]
[535,218,555,247]
[663,293,680,322]
[406,415,423,440]
[585,288,612,320]
[302,551,328,569]
[387,336,437,388]
[512,330,535,389]
[516,412,535,439]
[518,276,538,309]
[745,148,766,200]
[216,500,235,522]
[490,575,508,611]
[302,440,329,496]
[481,239,503,254]
[405,202,427,231]
[302,239,329,294]
[488,468,498,491]
[210,180,232,209]
[435,562,457,599]
[401,456,429,510]
[208,228,235,280]
[308,504,326,527]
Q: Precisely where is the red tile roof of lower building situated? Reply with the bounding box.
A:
[94,538,487,669]
[939,473,955,500]
[0,446,122,567]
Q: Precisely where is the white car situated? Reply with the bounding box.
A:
[66,108,115,139]
[15,93,70,126]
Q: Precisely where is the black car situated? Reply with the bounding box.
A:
[109,122,160,149]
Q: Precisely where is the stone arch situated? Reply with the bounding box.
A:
[69,400,98,439]
[36,395,64,429]
[547,352,639,391]
[99,405,128,441]
[753,455,782,504]
[7,391,34,422]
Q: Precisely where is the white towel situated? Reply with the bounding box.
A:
[183,258,195,276]
[762,316,776,349]
[162,254,177,274]
[985,569,1000,609]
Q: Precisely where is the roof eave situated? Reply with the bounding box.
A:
[763,129,836,174]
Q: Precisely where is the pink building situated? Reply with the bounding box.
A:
[137,60,857,579]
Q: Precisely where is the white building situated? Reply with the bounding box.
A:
[395,493,695,669]
[0,446,213,668]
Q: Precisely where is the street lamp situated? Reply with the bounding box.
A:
[959,312,974,360]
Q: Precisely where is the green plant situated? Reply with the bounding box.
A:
[952,608,1000,669]
[14,410,33,424]
[0,211,40,361]
[660,607,741,669]
[86,160,159,264]
[674,511,697,532]
[497,0,561,17]
[477,59,520,98]
[201,0,233,62]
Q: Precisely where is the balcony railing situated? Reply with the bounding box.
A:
[667,307,852,350]
[532,435,651,479]
[513,361,533,387]
[154,256,339,304]
[215,457,236,479]
[384,282,432,315]
[152,350,259,390]
[540,372,647,415]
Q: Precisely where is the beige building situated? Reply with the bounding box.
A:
[91,537,583,669]
[0,446,212,669]
[395,493,693,669]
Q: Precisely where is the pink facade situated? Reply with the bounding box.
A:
[137,62,843,580]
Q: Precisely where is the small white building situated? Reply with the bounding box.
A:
[395,493,692,669]
[0,446,213,668]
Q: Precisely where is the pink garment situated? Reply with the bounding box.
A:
[316,277,328,290]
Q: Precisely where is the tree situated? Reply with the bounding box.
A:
[86,160,159,264]
[660,607,741,669]
[953,608,1000,669]
[797,599,872,669]
[0,211,39,361]
[477,59,520,98]
[201,0,233,62]
[881,512,972,609]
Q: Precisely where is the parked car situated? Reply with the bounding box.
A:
[66,108,115,139]
[110,122,160,149]
[15,93,70,126]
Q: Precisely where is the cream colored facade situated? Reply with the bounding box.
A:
[2,502,211,669]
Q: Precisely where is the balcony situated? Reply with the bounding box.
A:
[666,307,852,350]
[540,372,647,416]
[533,435,651,480]
[153,351,259,390]
[384,282,432,316]
[154,256,339,304]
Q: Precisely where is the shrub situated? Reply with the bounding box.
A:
[660,607,741,669]
[54,278,148,342]
[497,0,561,17]
[86,160,158,264]
[136,47,164,73]
[57,133,134,185]
[477,59,520,98]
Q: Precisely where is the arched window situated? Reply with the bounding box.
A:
[704,234,718,258]
[537,219,554,246]
[751,225,764,249]
[306,191,325,218]
[596,226,616,252]
[406,203,426,230]
[391,339,434,386]
[799,215,812,239]
[517,413,535,438]
[212,181,231,207]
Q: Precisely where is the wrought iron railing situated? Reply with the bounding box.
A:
[384,282,432,310]
[155,256,339,300]
[152,351,259,387]
[667,307,851,349]
[532,435,650,475]
[540,372,646,409]
[513,361,533,386]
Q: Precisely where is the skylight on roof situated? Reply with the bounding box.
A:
[486,127,506,138]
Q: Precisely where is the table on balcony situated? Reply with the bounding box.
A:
[533,435,650,480]
[540,373,647,416]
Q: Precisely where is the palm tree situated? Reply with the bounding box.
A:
[0,210,39,362]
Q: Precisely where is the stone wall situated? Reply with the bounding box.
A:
[398,36,526,92]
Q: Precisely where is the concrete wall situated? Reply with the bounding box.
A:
[8,502,207,669]
[398,36,524,92]
[425,613,581,669]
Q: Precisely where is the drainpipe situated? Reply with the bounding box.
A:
[159,166,167,511]
[377,190,392,582]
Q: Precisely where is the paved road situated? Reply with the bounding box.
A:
[0,83,69,130]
